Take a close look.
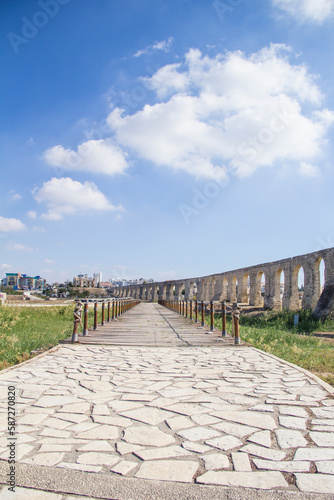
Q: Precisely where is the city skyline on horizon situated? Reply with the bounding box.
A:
[1,0,334,283]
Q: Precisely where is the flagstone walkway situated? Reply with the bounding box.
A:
[67,301,237,346]
[0,303,334,499]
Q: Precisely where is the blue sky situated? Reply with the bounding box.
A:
[1,0,334,284]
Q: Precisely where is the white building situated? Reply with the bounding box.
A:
[93,272,102,287]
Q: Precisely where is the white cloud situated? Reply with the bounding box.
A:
[107,45,334,180]
[6,243,33,252]
[9,190,22,201]
[142,63,188,99]
[45,259,55,264]
[0,216,26,232]
[272,0,334,23]
[134,37,173,57]
[27,210,37,219]
[299,162,321,177]
[33,177,123,220]
[44,139,128,176]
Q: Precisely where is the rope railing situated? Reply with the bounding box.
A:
[72,298,140,343]
[158,299,241,345]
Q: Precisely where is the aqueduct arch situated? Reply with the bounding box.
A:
[115,248,334,313]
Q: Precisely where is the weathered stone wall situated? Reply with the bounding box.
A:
[114,247,334,312]
[313,279,334,319]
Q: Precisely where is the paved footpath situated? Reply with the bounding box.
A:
[0,303,334,499]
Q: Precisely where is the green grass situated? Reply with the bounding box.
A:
[0,305,95,370]
[208,309,334,386]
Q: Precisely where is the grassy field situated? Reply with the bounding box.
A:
[1,304,334,388]
[0,305,95,371]
[210,309,334,387]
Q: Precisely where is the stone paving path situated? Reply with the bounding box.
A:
[0,303,334,498]
[68,302,237,346]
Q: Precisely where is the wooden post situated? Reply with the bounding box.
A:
[234,310,240,345]
[210,300,214,331]
[222,300,227,337]
[201,301,204,327]
[83,302,88,336]
[93,301,98,330]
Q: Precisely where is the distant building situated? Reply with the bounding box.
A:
[93,272,102,287]
[3,273,46,291]
[99,281,113,289]
[73,274,94,287]
[107,277,155,287]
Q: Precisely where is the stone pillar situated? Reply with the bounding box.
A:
[221,277,228,302]
[284,264,300,310]
[240,273,249,304]
[229,276,238,304]
[166,283,173,300]
[198,280,203,301]
[249,272,258,306]
[208,278,215,300]
[272,268,283,311]
[153,286,159,301]
[263,269,273,309]
[183,282,190,301]
[282,267,293,310]
[214,276,224,301]
[302,263,314,309]
[310,257,324,309]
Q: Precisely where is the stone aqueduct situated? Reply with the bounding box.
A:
[114,248,334,312]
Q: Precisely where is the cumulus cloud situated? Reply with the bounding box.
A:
[33,177,123,220]
[107,44,334,180]
[45,259,55,264]
[9,190,22,201]
[142,63,189,99]
[272,0,334,23]
[44,139,128,176]
[27,210,37,219]
[134,37,173,57]
[0,216,26,232]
